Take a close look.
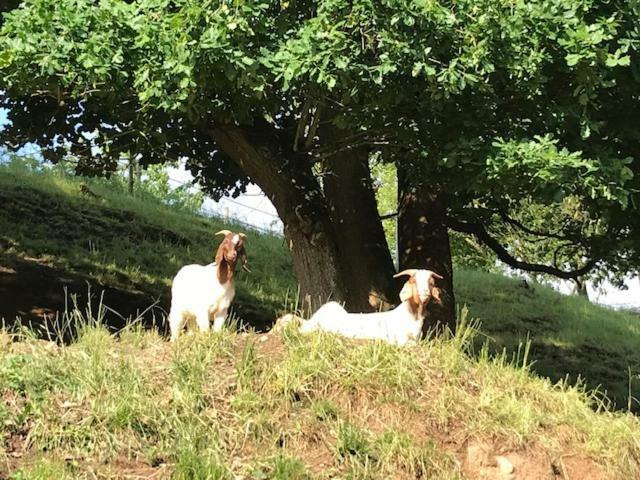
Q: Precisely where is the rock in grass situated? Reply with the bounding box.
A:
[495,455,515,474]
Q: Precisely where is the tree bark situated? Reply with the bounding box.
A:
[397,165,456,334]
[211,122,401,313]
[210,123,347,311]
[322,141,396,312]
[574,278,590,301]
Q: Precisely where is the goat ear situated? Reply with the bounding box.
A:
[216,229,232,236]
[431,287,442,305]
[399,282,413,302]
[238,232,247,241]
[431,272,444,280]
[241,253,251,273]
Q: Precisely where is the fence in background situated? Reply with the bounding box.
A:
[1,149,285,237]
[166,176,284,236]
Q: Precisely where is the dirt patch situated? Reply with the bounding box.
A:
[90,456,170,479]
[461,440,606,480]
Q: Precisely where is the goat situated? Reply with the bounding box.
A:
[168,230,249,341]
[276,269,442,346]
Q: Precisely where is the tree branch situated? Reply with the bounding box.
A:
[498,210,582,243]
[310,129,397,158]
[446,217,598,279]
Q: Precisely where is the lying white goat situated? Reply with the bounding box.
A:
[168,230,249,341]
[277,269,442,346]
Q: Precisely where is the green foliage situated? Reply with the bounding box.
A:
[9,460,74,480]
[251,454,310,480]
[173,446,231,480]
[486,136,634,209]
[336,423,371,459]
[139,163,205,214]
[310,399,339,422]
[1,0,640,282]
[371,160,397,261]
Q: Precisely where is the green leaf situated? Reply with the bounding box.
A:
[565,53,582,66]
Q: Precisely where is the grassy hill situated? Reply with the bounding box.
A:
[0,161,294,332]
[1,309,639,479]
[1,162,640,478]
[456,270,640,414]
[1,162,638,411]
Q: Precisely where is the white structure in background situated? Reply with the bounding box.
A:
[168,161,283,235]
[555,277,639,311]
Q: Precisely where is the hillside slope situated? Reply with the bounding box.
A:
[1,317,639,479]
[0,163,638,412]
[455,270,640,413]
[0,163,294,333]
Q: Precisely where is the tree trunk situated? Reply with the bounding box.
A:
[127,155,134,194]
[322,142,396,312]
[211,122,398,314]
[397,165,456,334]
[210,124,347,311]
[574,278,590,301]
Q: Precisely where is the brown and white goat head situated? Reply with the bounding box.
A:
[214,230,250,283]
[394,269,443,307]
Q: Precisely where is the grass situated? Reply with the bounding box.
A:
[1,161,639,415]
[0,309,638,478]
[0,161,294,324]
[455,269,640,412]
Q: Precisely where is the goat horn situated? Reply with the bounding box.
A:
[393,269,417,278]
[431,272,444,280]
[215,229,232,236]
[238,233,247,240]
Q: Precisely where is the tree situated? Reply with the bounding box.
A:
[1,0,639,331]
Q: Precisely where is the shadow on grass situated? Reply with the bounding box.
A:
[455,269,640,414]
[474,323,640,414]
[0,255,280,343]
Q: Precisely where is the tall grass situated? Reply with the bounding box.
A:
[1,306,639,479]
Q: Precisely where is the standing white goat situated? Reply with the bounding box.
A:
[168,230,249,341]
[276,269,442,346]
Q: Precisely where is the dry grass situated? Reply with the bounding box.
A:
[1,308,639,479]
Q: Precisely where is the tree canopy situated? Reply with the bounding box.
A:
[1,0,639,319]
